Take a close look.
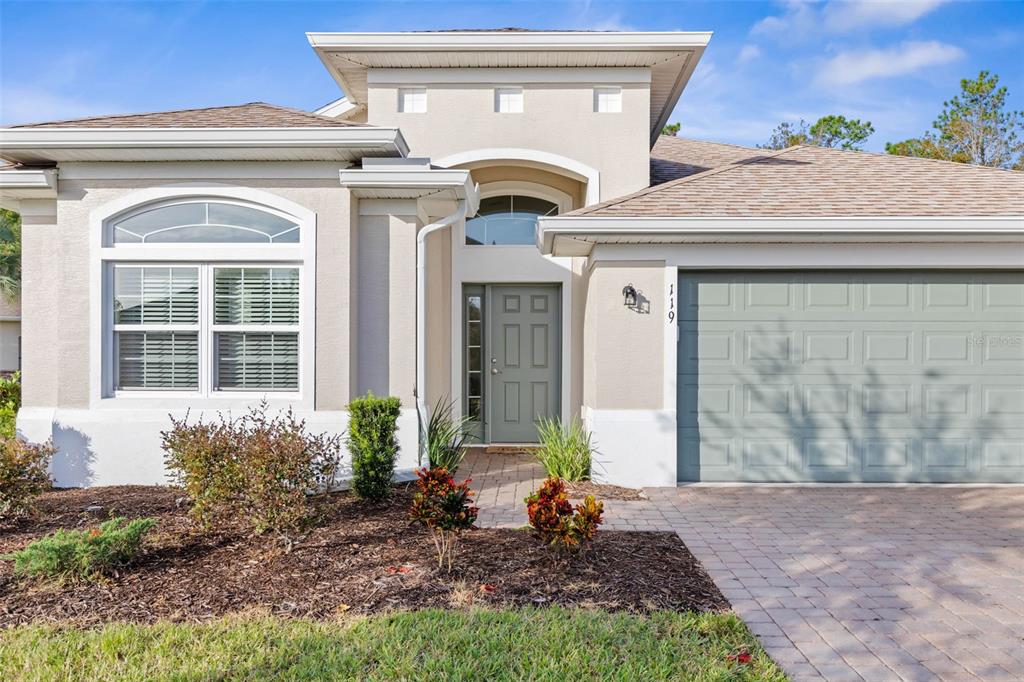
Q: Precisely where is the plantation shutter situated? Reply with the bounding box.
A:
[116,332,199,389]
[113,267,200,390]
[114,267,199,325]
[216,332,299,390]
[214,267,299,324]
[213,267,300,391]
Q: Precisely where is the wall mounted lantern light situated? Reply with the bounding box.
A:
[622,283,638,308]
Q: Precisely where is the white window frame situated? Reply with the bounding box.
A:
[594,86,622,113]
[89,187,316,410]
[494,87,523,113]
[398,87,427,113]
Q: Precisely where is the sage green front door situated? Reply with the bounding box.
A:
[487,285,560,443]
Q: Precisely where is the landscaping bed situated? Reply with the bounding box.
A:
[0,485,727,626]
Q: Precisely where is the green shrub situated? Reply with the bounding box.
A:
[162,402,342,545]
[422,397,474,472]
[535,417,594,481]
[0,370,21,409]
[0,371,21,439]
[347,393,402,500]
[0,437,55,519]
[525,477,604,551]
[4,517,155,581]
[410,467,478,571]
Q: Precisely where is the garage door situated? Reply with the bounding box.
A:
[677,272,1024,483]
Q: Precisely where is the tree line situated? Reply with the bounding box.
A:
[662,70,1023,170]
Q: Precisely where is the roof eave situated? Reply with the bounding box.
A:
[538,215,1024,255]
[0,127,409,164]
[0,168,58,211]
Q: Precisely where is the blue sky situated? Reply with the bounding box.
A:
[1,0,1021,151]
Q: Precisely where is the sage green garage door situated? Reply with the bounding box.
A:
[677,272,1024,483]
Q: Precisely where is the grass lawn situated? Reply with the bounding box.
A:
[0,607,786,681]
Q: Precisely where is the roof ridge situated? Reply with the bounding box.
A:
[7,102,272,128]
[576,145,797,216]
[657,134,760,152]
[800,142,1022,173]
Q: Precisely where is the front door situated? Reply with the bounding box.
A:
[487,285,560,443]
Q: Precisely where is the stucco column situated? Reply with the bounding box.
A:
[582,259,676,487]
[17,199,59,409]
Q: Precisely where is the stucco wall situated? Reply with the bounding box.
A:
[366,73,651,201]
[24,165,355,410]
[583,261,665,410]
[581,260,675,487]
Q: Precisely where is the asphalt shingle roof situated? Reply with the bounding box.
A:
[8,102,366,128]
[585,141,1024,217]
[649,135,763,185]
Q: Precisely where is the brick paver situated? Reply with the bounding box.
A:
[467,453,1024,682]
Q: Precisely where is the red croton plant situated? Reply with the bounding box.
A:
[525,477,604,551]
[410,467,478,572]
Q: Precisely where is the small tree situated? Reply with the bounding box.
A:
[347,393,402,500]
[762,115,874,151]
[0,209,20,301]
[661,122,681,137]
[410,467,478,572]
[886,71,1023,169]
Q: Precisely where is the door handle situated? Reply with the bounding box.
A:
[491,368,501,375]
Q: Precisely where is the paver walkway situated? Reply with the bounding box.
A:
[466,451,1024,681]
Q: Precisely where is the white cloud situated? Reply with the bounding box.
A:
[816,40,964,86]
[753,0,949,38]
[823,0,949,31]
[737,44,763,64]
[0,86,121,126]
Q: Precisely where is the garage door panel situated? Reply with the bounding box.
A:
[678,271,1024,483]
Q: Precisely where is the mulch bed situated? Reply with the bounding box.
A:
[565,480,646,502]
[0,486,727,627]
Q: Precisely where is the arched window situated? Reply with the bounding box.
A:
[465,195,558,246]
[110,200,299,244]
[102,196,307,396]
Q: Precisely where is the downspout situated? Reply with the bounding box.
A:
[415,199,469,460]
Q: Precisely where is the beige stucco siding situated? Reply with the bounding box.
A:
[23,164,356,410]
[19,200,59,405]
[582,261,665,410]
[367,79,651,201]
[424,226,452,407]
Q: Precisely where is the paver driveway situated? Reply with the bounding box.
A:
[465,454,1024,681]
[646,486,1024,681]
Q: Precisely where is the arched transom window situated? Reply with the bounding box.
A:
[465,195,558,246]
[103,196,307,397]
[111,200,299,244]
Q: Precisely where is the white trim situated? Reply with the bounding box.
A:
[313,97,359,118]
[89,185,317,411]
[57,162,350,180]
[0,127,409,163]
[593,86,622,113]
[307,31,714,50]
[339,167,476,196]
[0,168,58,209]
[368,67,651,85]
[538,216,1024,254]
[477,181,573,216]
[435,148,601,206]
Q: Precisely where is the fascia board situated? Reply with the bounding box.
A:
[0,168,57,191]
[538,216,1024,254]
[307,31,713,51]
[339,168,479,203]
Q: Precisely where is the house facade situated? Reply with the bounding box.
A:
[0,30,1022,488]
